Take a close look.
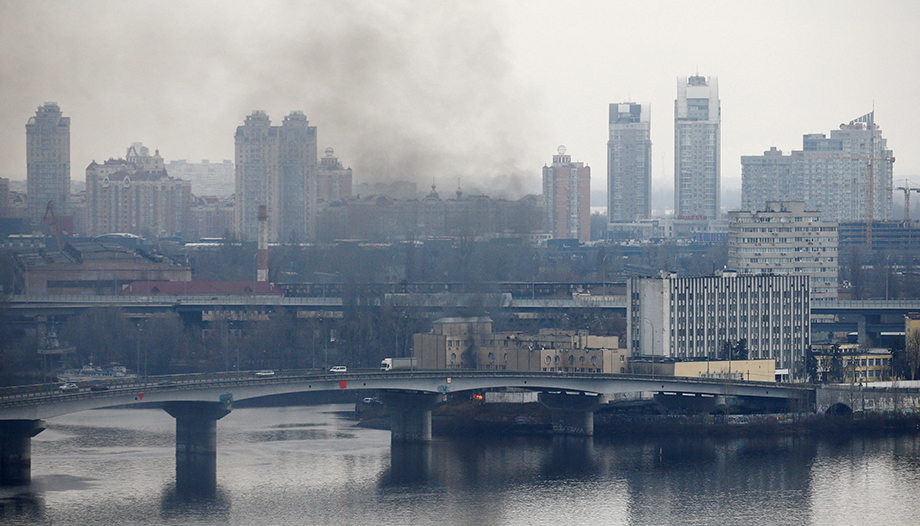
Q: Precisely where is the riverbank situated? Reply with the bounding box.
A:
[356,399,920,437]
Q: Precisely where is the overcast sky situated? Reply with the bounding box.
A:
[1,0,918,210]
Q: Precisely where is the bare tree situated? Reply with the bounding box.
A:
[905,329,920,380]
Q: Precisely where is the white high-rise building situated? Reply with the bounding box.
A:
[607,103,651,223]
[234,111,317,242]
[728,201,838,301]
[674,75,720,220]
[741,112,894,222]
[26,102,70,224]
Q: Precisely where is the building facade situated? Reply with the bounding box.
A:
[607,103,651,223]
[741,112,894,222]
[627,272,810,379]
[85,144,192,238]
[413,317,626,373]
[674,75,720,220]
[26,102,71,224]
[234,111,317,243]
[166,159,234,197]
[728,201,838,301]
[542,146,590,242]
[316,148,352,204]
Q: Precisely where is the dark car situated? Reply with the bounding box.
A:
[90,384,110,392]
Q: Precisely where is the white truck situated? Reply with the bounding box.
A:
[380,357,417,371]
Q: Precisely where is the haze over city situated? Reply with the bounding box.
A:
[1,0,918,209]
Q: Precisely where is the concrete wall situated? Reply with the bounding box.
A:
[816,386,920,413]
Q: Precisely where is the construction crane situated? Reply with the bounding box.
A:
[41,200,65,250]
[896,179,920,222]
[848,111,895,249]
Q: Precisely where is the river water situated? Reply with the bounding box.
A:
[3,404,920,525]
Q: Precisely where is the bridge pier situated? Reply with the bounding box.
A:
[539,392,607,436]
[377,391,443,443]
[857,315,868,346]
[162,401,231,495]
[0,420,45,486]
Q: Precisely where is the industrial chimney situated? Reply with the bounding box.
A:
[257,205,268,282]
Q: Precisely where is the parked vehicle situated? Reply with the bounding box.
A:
[380,357,417,371]
[329,365,347,373]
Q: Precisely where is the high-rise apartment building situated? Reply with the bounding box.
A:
[316,148,352,203]
[728,201,838,301]
[607,103,651,223]
[628,272,810,379]
[674,75,720,219]
[235,111,317,242]
[85,144,192,238]
[26,102,70,224]
[542,146,590,242]
[741,112,894,222]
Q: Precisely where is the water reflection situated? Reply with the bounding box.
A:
[24,406,920,526]
[381,443,432,486]
[0,489,44,523]
[544,436,596,479]
[159,482,231,522]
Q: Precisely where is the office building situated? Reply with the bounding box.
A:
[741,112,894,222]
[26,102,70,224]
[542,146,590,242]
[728,201,838,301]
[674,75,720,219]
[607,103,651,224]
[628,272,810,379]
[234,110,317,243]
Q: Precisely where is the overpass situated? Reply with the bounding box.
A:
[0,370,811,489]
[8,294,920,344]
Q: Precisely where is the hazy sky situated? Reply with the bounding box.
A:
[2,0,918,210]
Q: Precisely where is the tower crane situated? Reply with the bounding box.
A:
[41,200,65,250]
[848,111,895,249]
[896,180,920,222]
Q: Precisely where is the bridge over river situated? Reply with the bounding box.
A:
[0,370,811,490]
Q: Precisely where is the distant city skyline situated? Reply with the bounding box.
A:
[1,1,918,212]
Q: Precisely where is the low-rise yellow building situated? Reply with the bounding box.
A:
[630,359,776,383]
[412,317,626,373]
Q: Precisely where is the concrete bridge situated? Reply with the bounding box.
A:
[0,370,811,490]
[7,294,920,348]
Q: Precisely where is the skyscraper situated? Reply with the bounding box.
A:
[607,102,651,223]
[674,75,720,219]
[235,111,317,242]
[741,112,894,222]
[542,146,590,242]
[26,102,70,224]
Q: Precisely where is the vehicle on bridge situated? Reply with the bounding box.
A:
[59,383,79,392]
[255,370,275,377]
[330,366,347,373]
[380,357,417,371]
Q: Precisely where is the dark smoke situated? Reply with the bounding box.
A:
[0,1,546,198]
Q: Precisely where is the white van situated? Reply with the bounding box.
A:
[329,365,347,373]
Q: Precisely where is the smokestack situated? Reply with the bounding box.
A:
[257,205,269,282]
